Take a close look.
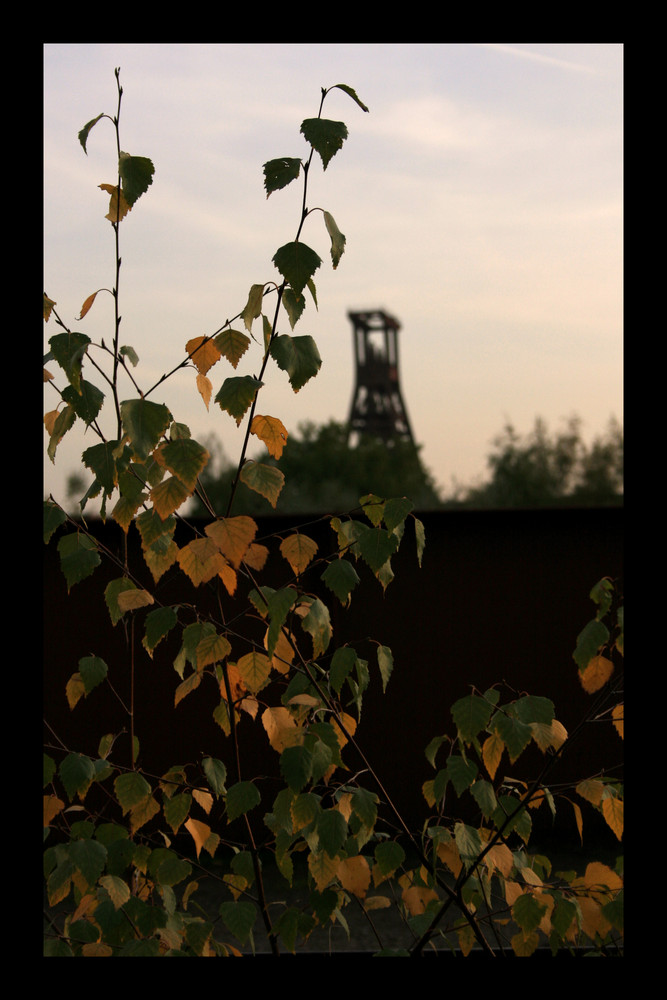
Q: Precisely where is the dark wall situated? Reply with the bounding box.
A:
[44,507,623,838]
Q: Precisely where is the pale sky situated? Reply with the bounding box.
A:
[43,42,623,509]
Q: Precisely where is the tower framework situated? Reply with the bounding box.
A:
[346,310,414,446]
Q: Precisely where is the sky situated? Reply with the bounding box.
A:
[43,42,623,510]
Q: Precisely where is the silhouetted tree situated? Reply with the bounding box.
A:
[191,420,443,517]
[445,416,623,509]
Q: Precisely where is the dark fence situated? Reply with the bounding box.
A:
[44,506,623,840]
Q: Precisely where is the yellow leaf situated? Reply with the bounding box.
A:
[482,732,504,780]
[436,840,463,878]
[44,409,60,435]
[196,632,232,669]
[251,414,289,458]
[364,895,391,911]
[261,706,303,752]
[337,855,371,899]
[236,651,272,695]
[612,703,624,739]
[150,475,192,518]
[266,627,294,674]
[177,537,227,586]
[601,796,623,841]
[175,668,203,706]
[192,788,214,815]
[205,515,257,568]
[66,672,85,709]
[197,373,213,409]
[243,543,269,571]
[218,559,237,596]
[578,861,623,896]
[129,795,160,834]
[577,896,611,941]
[99,182,131,222]
[280,532,318,575]
[143,538,179,583]
[185,817,212,858]
[401,883,438,915]
[117,589,154,611]
[511,930,540,957]
[44,293,56,321]
[186,335,221,376]
[308,851,340,892]
[78,289,103,320]
[576,778,605,807]
[484,843,513,879]
[331,712,357,751]
[579,654,614,693]
[456,924,476,957]
[44,794,65,826]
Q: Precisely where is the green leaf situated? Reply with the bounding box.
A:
[300,118,348,170]
[470,779,497,818]
[49,331,91,393]
[447,755,478,796]
[241,284,265,332]
[270,334,322,392]
[202,757,227,797]
[214,328,251,368]
[240,461,285,508]
[329,646,358,695]
[57,532,101,591]
[374,840,405,879]
[512,695,555,726]
[219,901,257,945]
[69,838,107,887]
[263,157,302,197]
[321,558,360,605]
[272,242,322,297]
[590,577,614,618]
[118,152,155,206]
[317,808,348,856]
[59,753,95,800]
[82,440,123,494]
[414,517,426,567]
[226,781,261,822]
[376,645,393,692]
[573,618,610,671]
[142,606,178,657]
[351,787,378,828]
[330,84,369,113]
[280,744,313,792]
[159,437,209,491]
[323,211,345,268]
[451,694,495,744]
[162,793,192,834]
[78,113,104,153]
[121,399,172,461]
[357,526,399,575]
[454,821,482,869]
[300,597,332,657]
[62,380,104,425]
[282,287,306,329]
[114,771,152,812]
[46,406,77,463]
[44,500,67,543]
[383,497,414,533]
[78,655,108,694]
[512,892,547,933]
[214,376,263,426]
[492,711,533,762]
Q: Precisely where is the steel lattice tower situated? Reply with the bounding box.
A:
[346,310,414,446]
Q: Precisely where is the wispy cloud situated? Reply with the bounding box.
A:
[476,43,598,75]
